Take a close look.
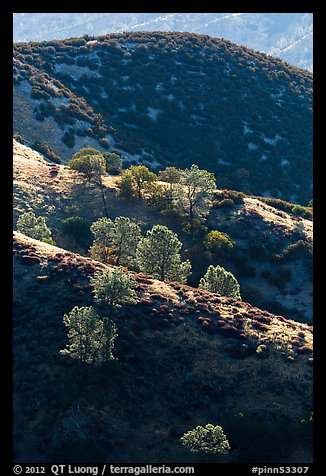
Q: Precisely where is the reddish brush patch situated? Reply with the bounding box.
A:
[179,308,191,315]
[198,317,218,334]
[137,275,153,283]
[246,309,258,316]
[77,263,97,273]
[255,315,273,324]
[48,256,62,263]
[252,321,270,331]
[215,319,226,327]
[218,324,240,337]
[261,310,273,317]
[274,315,293,324]
[205,308,218,316]
[158,304,170,312]
[209,297,222,304]
[296,346,313,355]
[73,283,92,291]
[198,316,210,323]
[150,293,167,301]
[141,297,154,305]
[230,308,240,314]
[238,333,248,340]
[136,283,148,291]
[196,303,210,312]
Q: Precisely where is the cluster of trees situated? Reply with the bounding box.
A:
[60,306,118,366]
[16,145,243,301]
[119,164,217,235]
[89,218,192,284]
[60,266,137,366]
[15,148,242,299]
[88,215,241,298]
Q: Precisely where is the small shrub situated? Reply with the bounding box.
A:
[199,265,241,300]
[13,133,25,144]
[204,230,235,258]
[181,424,231,456]
[32,140,61,164]
[281,240,313,261]
[99,138,110,150]
[16,211,55,244]
[215,198,235,208]
[291,205,308,217]
[213,190,245,206]
[271,268,292,289]
[103,152,122,175]
[62,130,75,148]
[60,216,92,246]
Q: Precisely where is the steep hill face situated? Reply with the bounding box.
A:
[13,31,313,204]
[13,232,313,463]
[13,139,313,322]
[13,13,313,71]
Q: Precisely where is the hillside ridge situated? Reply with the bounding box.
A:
[13,31,312,203]
[14,231,313,355]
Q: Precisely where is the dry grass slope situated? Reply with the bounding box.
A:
[13,139,313,322]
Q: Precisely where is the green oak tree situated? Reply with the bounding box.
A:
[181,424,231,456]
[59,306,118,366]
[136,224,191,283]
[158,166,183,200]
[103,152,122,175]
[172,164,216,236]
[119,165,157,199]
[16,211,55,244]
[90,216,141,266]
[91,267,137,315]
[68,148,108,218]
[199,264,241,299]
[204,230,235,259]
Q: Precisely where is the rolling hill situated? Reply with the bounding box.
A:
[13,231,313,463]
[12,28,314,465]
[13,31,313,204]
[13,13,313,71]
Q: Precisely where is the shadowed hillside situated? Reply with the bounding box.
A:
[13,232,312,463]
